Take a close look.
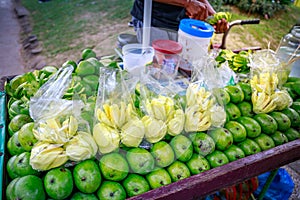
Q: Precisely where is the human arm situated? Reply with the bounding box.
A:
[152,0,229,32]
[198,0,229,33]
[198,0,216,16]
[153,0,210,21]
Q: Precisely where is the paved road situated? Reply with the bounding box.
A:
[0,0,25,77]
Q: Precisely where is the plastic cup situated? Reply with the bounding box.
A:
[122,43,154,76]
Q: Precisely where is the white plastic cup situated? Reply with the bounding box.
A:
[178,19,214,63]
[122,43,154,76]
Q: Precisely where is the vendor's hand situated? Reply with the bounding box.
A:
[197,0,215,16]
[213,18,229,33]
[184,0,209,21]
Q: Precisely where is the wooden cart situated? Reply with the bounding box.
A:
[1,75,299,200]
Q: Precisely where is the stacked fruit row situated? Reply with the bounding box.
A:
[4,51,300,200]
[283,77,300,113]
[222,82,300,159]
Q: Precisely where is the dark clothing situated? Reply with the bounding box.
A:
[130,0,188,31]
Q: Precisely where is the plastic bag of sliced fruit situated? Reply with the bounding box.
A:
[92,67,142,154]
[249,49,293,114]
[28,65,98,172]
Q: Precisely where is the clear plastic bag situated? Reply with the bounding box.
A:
[29,65,87,142]
[92,67,144,154]
[138,72,186,143]
[216,61,238,86]
[184,56,227,133]
[29,65,77,121]
[250,49,291,87]
[28,65,97,171]
[249,50,293,114]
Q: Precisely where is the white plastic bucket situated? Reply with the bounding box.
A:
[178,19,214,63]
[122,43,154,76]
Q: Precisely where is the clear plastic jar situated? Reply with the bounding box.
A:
[277,26,300,63]
[152,39,183,79]
[276,25,300,77]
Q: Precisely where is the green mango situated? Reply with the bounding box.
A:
[206,150,229,168]
[253,134,275,151]
[8,100,29,120]
[86,57,104,75]
[76,60,96,76]
[236,116,261,138]
[189,132,215,157]
[237,82,252,102]
[269,112,291,132]
[237,138,261,156]
[6,177,20,200]
[291,102,300,114]
[284,87,297,100]
[18,122,37,151]
[82,75,99,91]
[82,48,97,60]
[292,81,300,96]
[7,156,19,179]
[71,192,98,200]
[62,60,77,71]
[225,102,241,121]
[7,132,25,156]
[224,85,244,104]
[253,113,278,135]
[287,76,300,82]
[39,65,58,77]
[284,128,300,141]
[281,107,300,128]
[44,167,73,199]
[5,74,28,98]
[8,114,33,136]
[237,101,254,117]
[270,131,289,146]
[223,144,245,162]
[10,175,46,200]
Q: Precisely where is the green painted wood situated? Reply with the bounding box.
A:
[0,91,7,200]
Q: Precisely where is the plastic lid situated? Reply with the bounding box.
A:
[152,40,183,54]
[179,19,214,38]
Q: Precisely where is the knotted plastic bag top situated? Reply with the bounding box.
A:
[29,65,83,122]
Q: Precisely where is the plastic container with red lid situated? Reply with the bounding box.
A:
[152,39,183,79]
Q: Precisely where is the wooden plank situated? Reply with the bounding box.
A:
[128,139,300,200]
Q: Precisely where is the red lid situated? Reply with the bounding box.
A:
[152,40,183,54]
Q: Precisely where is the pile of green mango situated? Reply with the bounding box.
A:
[3,48,300,200]
[283,76,300,112]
